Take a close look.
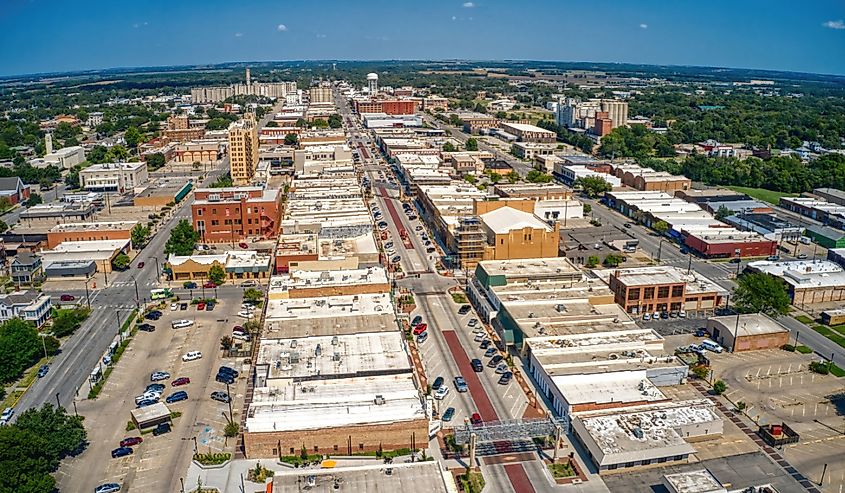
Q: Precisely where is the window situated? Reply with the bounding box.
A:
[671,285,684,297]
[624,462,635,468]
[272,448,277,456]
[643,287,654,299]
[627,288,640,301]
[358,443,364,450]
[641,459,651,465]
[333,445,338,452]
[313,446,318,452]
[657,286,670,298]
[608,464,618,470]
[289,448,295,454]
[657,457,667,463]
[211,220,219,226]
[673,455,684,461]
[197,209,203,216]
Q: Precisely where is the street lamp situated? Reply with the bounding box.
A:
[153,257,161,282]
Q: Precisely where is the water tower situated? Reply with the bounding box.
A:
[366,72,378,95]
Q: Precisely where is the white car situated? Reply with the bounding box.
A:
[182,351,202,362]
[473,333,485,342]
[241,280,258,288]
[171,319,194,329]
[237,310,254,318]
[0,407,14,426]
[170,303,179,311]
[433,386,449,400]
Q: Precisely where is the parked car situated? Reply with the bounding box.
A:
[432,376,444,390]
[484,347,497,358]
[171,320,193,329]
[480,340,491,350]
[441,407,455,422]
[471,359,483,372]
[166,391,188,404]
[701,340,724,353]
[37,364,49,378]
[144,383,165,393]
[238,242,249,249]
[170,303,178,311]
[150,371,170,382]
[172,377,190,387]
[180,303,188,310]
[426,247,436,253]
[95,483,121,493]
[412,324,427,336]
[454,376,468,393]
[495,363,509,374]
[182,351,202,362]
[203,281,216,289]
[415,332,428,344]
[137,323,155,332]
[679,310,687,318]
[152,422,171,436]
[498,371,513,385]
[119,437,142,448]
[642,313,651,321]
[411,316,423,327]
[488,355,504,367]
[1,407,15,425]
[197,302,206,311]
[206,302,215,311]
[145,310,162,320]
[433,386,449,400]
[215,372,235,384]
[797,253,808,259]
[60,294,75,302]
[111,447,133,458]
[135,399,157,408]
[183,282,197,289]
[458,305,471,315]
[218,366,239,378]
[694,328,709,337]
[137,262,145,269]
[467,318,479,327]
[391,256,401,264]
[237,310,254,318]
[241,280,258,287]
[470,413,482,425]
[210,391,231,403]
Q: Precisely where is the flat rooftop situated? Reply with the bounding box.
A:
[481,207,552,234]
[270,462,449,493]
[574,399,719,466]
[193,188,279,205]
[318,234,378,259]
[276,234,318,257]
[500,122,555,134]
[477,257,583,281]
[709,313,789,337]
[663,469,727,493]
[554,370,667,407]
[49,221,137,233]
[505,299,637,339]
[268,267,388,295]
[256,331,411,380]
[263,292,397,338]
[747,259,845,288]
[246,374,424,432]
[599,266,728,296]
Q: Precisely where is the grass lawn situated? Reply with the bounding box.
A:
[450,292,468,304]
[458,472,485,493]
[548,462,577,478]
[810,324,845,349]
[794,315,815,325]
[830,363,845,378]
[726,186,797,205]
[795,345,813,354]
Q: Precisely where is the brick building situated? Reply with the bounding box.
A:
[46,221,138,249]
[706,313,789,352]
[605,266,727,316]
[192,186,282,243]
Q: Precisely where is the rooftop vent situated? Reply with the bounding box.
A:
[374,395,386,405]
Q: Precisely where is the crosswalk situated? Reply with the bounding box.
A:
[108,280,161,288]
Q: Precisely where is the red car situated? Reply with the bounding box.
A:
[233,325,245,333]
[412,324,427,336]
[197,302,206,311]
[120,437,143,448]
[238,242,249,249]
[470,413,482,425]
[137,262,145,269]
[203,282,216,289]
[171,377,190,387]
[60,294,75,302]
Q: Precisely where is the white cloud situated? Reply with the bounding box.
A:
[276,23,288,32]
[452,15,457,21]
[132,21,148,29]
[316,33,327,38]
[462,2,475,7]
[639,23,648,29]
[234,32,243,37]
[823,19,845,30]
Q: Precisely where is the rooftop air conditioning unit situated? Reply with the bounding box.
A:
[374,395,386,405]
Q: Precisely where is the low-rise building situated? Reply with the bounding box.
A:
[42,146,86,169]
[455,112,499,134]
[746,259,845,305]
[804,224,845,249]
[0,291,53,327]
[11,252,43,285]
[779,196,845,230]
[553,163,622,187]
[612,164,691,193]
[79,162,149,193]
[572,400,722,473]
[361,113,423,128]
[46,221,138,249]
[42,239,131,274]
[133,179,193,208]
[267,267,389,299]
[477,205,560,261]
[167,250,272,281]
[510,142,556,160]
[706,313,790,352]
[499,122,556,143]
[603,266,727,316]
[0,177,31,205]
[173,141,221,164]
[682,228,777,259]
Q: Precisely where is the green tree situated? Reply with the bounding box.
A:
[526,170,552,183]
[24,193,42,207]
[205,118,231,131]
[164,219,199,256]
[87,145,109,164]
[465,138,479,152]
[50,308,90,338]
[243,288,264,306]
[295,118,308,128]
[64,168,80,189]
[112,253,130,271]
[146,152,166,170]
[574,176,612,198]
[603,254,625,267]
[15,403,87,468]
[208,264,226,286]
[284,133,299,146]
[131,223,151,248]
[266,121,279,128]
[328,114,343,129]
[586,255,600,268]
[106,145,129,162]
[210,174,234,188]
[733,272,791,317]
[488,173,501,184]
[583,204,592,214]
[506,171,520,183]
[0,319,42,384]
[712,380,727,395]
[652,220,670,235]
[714,205,732,221]
[0,220,7,233]
[124,126,142,151]
[442,141,456,152]
[312,118,328,129]
[0,197,12,212]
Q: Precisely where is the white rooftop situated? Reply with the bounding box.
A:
[709,313,789,337]
[748,259,845,288]
[268,267,388,294]
[552,370,666,407]
[663,469,727,493]
[246,374,424,432]
[167,253,227,267]
[480,207,552,234]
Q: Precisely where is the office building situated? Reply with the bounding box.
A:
[228,115,259,185]
[46,221,138,249]
[79,162,149,193]
[746,259,845,306]
[603,266,727,316]
[42,146,86,169]
[192,186,283,243]
[499,122,556,143]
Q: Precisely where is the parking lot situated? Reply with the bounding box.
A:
[57,286,252,493]
[709,349,845,493]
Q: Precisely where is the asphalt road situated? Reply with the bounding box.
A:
[15,159,228,415]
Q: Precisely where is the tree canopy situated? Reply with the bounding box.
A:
[208,264,226,286]
[164,220,199,256]
[465,138,478,151]
[733,272,791,317]
[575,176,612,198]
[284,133,298,146]
[131,223,151,248]
[0,319,44,384]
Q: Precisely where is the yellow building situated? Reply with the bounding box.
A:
[228,114,259,185]
[476,200,560,262]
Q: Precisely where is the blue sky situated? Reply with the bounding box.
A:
[1,0,844,76]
